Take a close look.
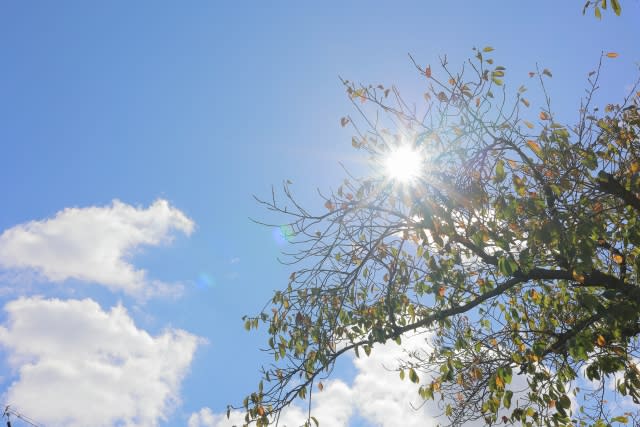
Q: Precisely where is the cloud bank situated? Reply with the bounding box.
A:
[0,199,194,297]
[0,297,201,427]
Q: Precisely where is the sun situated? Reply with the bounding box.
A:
[384,146,423,183]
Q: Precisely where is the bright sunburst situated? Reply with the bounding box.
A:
[384,146,423,183]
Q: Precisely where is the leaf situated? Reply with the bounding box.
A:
[483,46,495,52]
[438,286,446,297]
[318,382,324,391]
[409,368,419,383]
[539,111,550,120]
[612,416,629,423]
[495,375,505,389]
[613,254,624,264]
[340,117,350,127]
[503,390,513,409]
[597,335,606,347]
[572,270,586,283]
[521,98,530,107]
[495,159,506,182]
[524,120,534,129]
[606,52,619,58]
[526,140,542,157]
[425,65,432,78]
[257,406,265,417]
[611,0,622,15]
[324,200,335,211]
[542,68,553,78]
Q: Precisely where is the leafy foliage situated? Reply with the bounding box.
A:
[238,49,640,426]
[583,0,623,18]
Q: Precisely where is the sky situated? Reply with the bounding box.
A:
[0,2,639,426]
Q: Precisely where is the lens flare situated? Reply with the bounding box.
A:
[196,273,216,289]
[272,225,295,246]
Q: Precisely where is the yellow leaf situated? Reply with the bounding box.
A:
[448,78,456,85]
[606,52,619,58]
[438,286,446,297]
[524,120,534,129]
[471,367,483,380]
[527,140,542,156]
[530,289,540,302]
[539,111,550,120]
[596,335,606,347]
[490,338,498,347]
[613,254,624,264]
[631,161,639,173]
[257,406,266,417]
[572,270,586,283]
[495,375,505,389]
[521,98,530,107]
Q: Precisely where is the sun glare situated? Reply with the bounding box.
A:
[384,146,423,183]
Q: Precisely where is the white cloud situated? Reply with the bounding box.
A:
[351,333,436,426]
[190,333,442,427]
[188,379,353,427]
[0,297,201,427]
[0,199,194,298]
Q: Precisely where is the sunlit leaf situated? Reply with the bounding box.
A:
[526,140,542,156]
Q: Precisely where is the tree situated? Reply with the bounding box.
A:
[237,49,640,427]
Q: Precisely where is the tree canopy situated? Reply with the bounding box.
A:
[238,49,640,427]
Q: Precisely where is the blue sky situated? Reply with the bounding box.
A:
[0,2,639,426]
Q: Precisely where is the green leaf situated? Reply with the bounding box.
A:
[409,368,420,383]
[495,159,506,182]
[503,390,513,409]
[611,0,621,15]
